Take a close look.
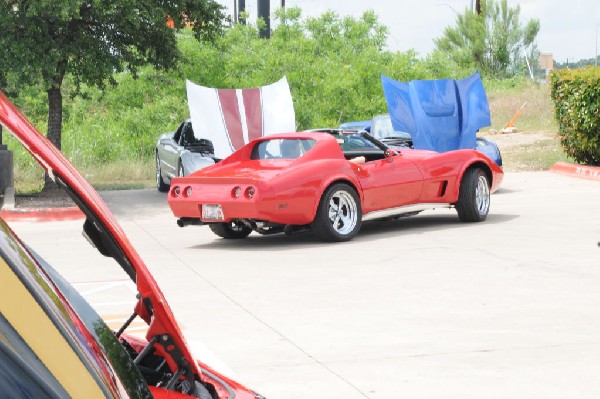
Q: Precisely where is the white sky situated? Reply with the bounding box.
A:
[215,0,600,63]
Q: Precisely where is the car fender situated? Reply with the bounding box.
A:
[454,151,503,195]
[308,161,364,221]
[180,151,215,176]
[476,137,503,167]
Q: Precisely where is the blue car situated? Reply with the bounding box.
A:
[341,114,503,167]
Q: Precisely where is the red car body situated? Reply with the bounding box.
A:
[0,91,262,398]
[169,131,503,242]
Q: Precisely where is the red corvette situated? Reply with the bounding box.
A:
[169,130,503,242]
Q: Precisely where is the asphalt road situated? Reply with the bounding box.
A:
[8,171,600,399]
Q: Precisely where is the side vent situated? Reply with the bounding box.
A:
[438,181,448,197]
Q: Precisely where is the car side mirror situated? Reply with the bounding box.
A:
[385,148,399,158]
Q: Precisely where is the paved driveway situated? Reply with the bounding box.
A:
[8,171,600,399]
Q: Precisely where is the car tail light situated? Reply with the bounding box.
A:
[172,186,181,197]
[184,186,193,197]
[232,186,242,198]
[245,186,255,199]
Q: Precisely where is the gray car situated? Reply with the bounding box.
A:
[155,119,217,192]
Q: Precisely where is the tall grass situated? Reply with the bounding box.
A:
[484,77,558,132]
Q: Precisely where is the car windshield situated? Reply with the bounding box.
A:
[370,114,412,141]
[330,132,379,152]
[252,138,316,160]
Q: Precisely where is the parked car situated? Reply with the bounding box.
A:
[338,119,371,132]
[342,114,503,167]
[169,130,503,242]
[0,92,263,398]
[156,119,217,192]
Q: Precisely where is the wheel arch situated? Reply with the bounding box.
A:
[456,160,492,196]
[311,178,362,222]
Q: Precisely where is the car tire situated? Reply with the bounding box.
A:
[311,183,362,242]
[209,221,252,239]
[156,154,169,193]
[456,167,490,222]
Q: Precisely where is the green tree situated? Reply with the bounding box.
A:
[183,7,442,129]
[434,0,540,77]
[0,0,226,188]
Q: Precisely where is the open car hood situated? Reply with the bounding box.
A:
[0,91,219,394]
[381,71,491,153]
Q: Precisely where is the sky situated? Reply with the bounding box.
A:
[215,0,600,64]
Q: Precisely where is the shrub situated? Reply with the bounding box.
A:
[549,67,600,165]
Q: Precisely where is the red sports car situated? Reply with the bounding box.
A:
[168,130,503,242]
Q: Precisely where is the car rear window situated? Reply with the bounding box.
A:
[251,139,316,160]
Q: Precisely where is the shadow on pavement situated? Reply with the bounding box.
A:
[189,212,519,251]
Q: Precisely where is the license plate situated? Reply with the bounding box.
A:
[202,204,224,220]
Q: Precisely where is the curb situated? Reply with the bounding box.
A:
[0,207,85,222]
[549,162,600,182]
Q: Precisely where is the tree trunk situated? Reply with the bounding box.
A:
[44,86,63,189]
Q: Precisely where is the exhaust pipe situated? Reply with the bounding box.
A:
[177,217,203,227]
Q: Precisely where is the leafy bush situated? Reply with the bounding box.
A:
[4,7,553,192]
[550,67,600,165]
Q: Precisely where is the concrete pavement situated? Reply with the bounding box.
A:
[7,171,600,399]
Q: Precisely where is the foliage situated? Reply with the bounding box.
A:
[2,7,563,192]
[0,0,227,188]
[181,7,452,129]
[549,67,600,166]
[554,57,600,70]
[0,0,227,92]
[434,0,540,78]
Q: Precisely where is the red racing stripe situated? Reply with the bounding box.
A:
[217,89,245,150]
[242,88,263,142]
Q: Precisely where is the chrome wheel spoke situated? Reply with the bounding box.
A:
[327,191,358,235]
[475,175,490,215]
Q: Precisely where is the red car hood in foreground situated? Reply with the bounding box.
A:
[0,91,261,398]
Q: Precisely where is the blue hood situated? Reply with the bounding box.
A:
[381,71,491,153]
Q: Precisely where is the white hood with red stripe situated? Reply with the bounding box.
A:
[186,76,296,159]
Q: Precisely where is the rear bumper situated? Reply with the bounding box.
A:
[167,183,316,225]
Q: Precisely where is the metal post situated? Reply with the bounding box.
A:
[257,0,271,38]
[238,0,246,24]
[594,23,600,66]
[0,123,14,209]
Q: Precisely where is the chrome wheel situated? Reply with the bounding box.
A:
[312,183,362,241]
[456,167,490,222]
[475,174,490,215]
[327,190,359,235]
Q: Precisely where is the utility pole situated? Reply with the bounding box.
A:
[238,0,246,24]
[0,123,15,209]
[592,23,600,67]
[281,0,285,9]
[257,0,270,38]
